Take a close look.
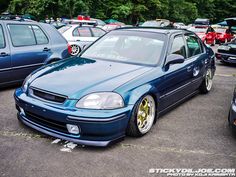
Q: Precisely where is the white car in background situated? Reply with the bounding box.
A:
[58,23,106,55]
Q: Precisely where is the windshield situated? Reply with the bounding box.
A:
[81,30,166,65]
[142,21,170,27]
[58,25,71,33]
[189,27,207,33]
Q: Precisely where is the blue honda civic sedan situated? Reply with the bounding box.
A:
[14,27,216,146]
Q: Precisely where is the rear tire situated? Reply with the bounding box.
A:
[199,68,213,94]
[126,95,156,137]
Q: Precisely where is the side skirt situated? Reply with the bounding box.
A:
[159,90,199,117]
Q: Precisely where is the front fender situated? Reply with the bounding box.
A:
[124,84,159,105]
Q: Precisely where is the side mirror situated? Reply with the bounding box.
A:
[165,54,185,66]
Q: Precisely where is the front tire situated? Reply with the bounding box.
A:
[199,68,213,94]
[126,95,156,137]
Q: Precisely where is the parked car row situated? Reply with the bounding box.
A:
[187,26,234,46]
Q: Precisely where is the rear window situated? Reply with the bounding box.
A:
[0,25,5,48]
[8,24,36,47]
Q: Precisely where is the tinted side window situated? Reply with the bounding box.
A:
[91,28,105,37]
[170,35,186,58]
[32,25,48,45]
[0,25,5,48]
[8,24,36,47]
[185,34,202,57]
[73,27,91,37]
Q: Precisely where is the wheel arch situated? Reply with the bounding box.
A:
[125,84,160,122]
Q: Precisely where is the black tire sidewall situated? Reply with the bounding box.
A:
[126,94,157,137]
[200,68,213,94]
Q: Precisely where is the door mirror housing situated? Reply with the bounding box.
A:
[165,54,185,66]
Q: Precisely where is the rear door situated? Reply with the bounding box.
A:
[0,23,12,85]
[7,23,51,82]
[184,33,206,91]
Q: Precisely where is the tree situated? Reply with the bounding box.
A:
[0,0,10,13]
[58,0,88,18]
[168,0,198,23]
[3,0,236,24]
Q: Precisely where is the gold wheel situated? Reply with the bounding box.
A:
[137,95,155,134]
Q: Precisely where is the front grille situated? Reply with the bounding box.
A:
[25,111,68,133]
[30,88,67,104]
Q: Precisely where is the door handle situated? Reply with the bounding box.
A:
[0,52,9,57]
[187,65,192,72]
[43,47,50,52]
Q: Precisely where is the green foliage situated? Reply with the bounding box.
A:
[3,0,236,24]
[168,0,198,23]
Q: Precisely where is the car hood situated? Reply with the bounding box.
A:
[30,57,152,99]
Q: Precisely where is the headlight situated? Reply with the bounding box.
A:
[22,74,32,92]
[76,92,124,109]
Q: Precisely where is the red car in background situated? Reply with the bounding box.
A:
[188,26,217,45]
[215,28,234,43]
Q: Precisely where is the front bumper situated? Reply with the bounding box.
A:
[229,102,236,131]
[215,52,236,64]
[14,88,133,147]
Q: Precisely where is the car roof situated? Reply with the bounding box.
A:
[0,19,38,24]
[115,27,188,35]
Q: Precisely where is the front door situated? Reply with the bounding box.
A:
[159,34,194,111]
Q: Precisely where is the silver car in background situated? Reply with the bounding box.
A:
[58,21,106,55]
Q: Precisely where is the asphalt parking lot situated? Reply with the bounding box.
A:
[0,46,236,177]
